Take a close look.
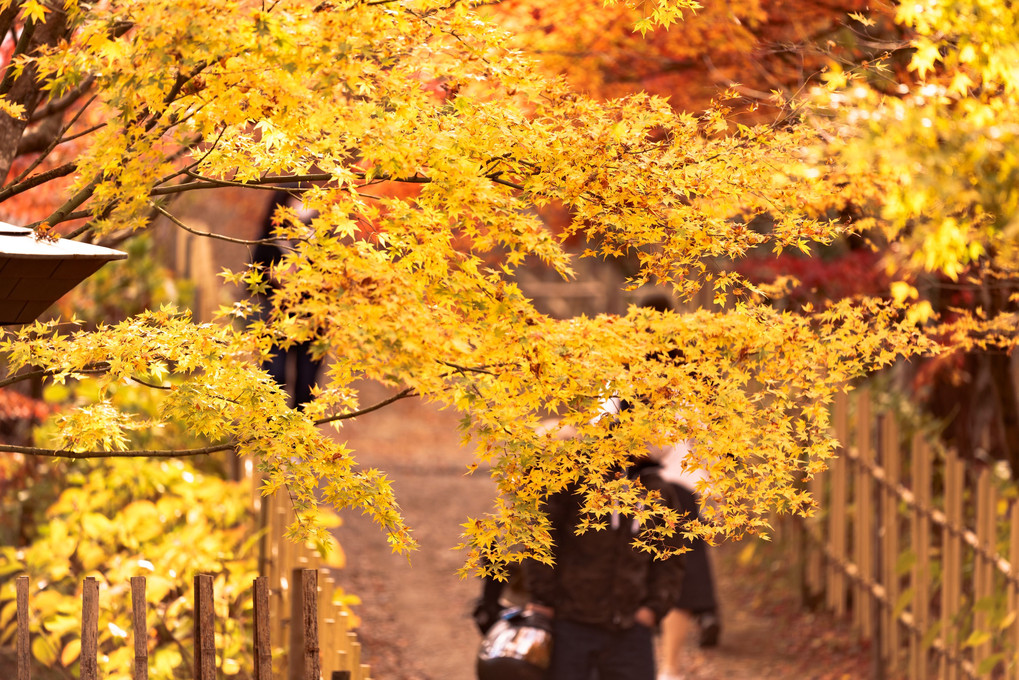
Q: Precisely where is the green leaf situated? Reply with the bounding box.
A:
[32,634,58,666]
[963,629,992,648]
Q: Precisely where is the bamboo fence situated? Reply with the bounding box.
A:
[793,389,1019,679]
[247,462,372,680]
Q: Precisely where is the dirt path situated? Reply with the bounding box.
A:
[332,384,871,680]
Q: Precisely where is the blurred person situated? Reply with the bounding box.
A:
[522,417,684,680]
[252,190,322,408]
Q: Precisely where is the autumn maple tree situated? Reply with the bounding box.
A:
[0,0,952,582]
[801,0,1019,473]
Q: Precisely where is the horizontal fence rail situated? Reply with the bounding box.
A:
[793,390,1019,680]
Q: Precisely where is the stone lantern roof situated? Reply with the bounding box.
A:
[0,222,127,325]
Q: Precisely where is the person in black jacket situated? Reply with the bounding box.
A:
[252,190,321,408]
[522,450,685,680]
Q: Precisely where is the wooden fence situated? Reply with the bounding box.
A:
[789,389,1019,679]
[246,463,373,680]
[11,570,353,680]
[8,465,371,680]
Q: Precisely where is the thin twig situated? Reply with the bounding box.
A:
[131,376,172,390]
[152,202,296,246]
[438,360,498,376]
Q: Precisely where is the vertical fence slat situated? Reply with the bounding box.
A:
[278,501,293,673]
[348,632,361,677]
[974,468,995,673]
[1010,499,1019,680]
[942,452,964,680]
[910,436,931,680]
[881,414,901,672]
[854,391,875,640]
[829,392,850,616]
[321,577,336,677]
[336,611,351,673]
[254,576,274,680]
[289,567,303,680]
[302,569,320,680]
[194,574,216,680]
[806,468,824,603]
[16,575,28,680]
[81,576,99,680]
[1009,502,1019,680]
[131,576,148,680]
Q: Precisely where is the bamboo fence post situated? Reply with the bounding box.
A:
[1010,502,1019,680]
[941,452,964,680]
[81,576,99,680]
[829,392,850,616]
[272,495,289,673]
[974,468,995,672]
[131,576,148,680]
[321,576,336,677]
[279,500,294,672]
[336,610,351,673]
[302,569,320,680]
[254,576,274,680]
[194,574,217,680]
[16,575,28,680]
[910,437,931,680]
[854,391,875,639]
[289,568,321,680]
[348,633,362,678]
[288,567,304,680]
[881,414,901,671]
[806,468,825,603]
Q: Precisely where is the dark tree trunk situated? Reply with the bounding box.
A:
[0,8,70,183]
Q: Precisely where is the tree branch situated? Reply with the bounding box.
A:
[162,171,332,194]
[0,18,38,96]
[0,442,237,458]
[0,162,77,204]
[0,366,111,390]
[314,387,418,426]
[13,93,99,182]
[41,175,101,228]
[0,4,19,50]
[0,388,422,458]
[0,369,48,389]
